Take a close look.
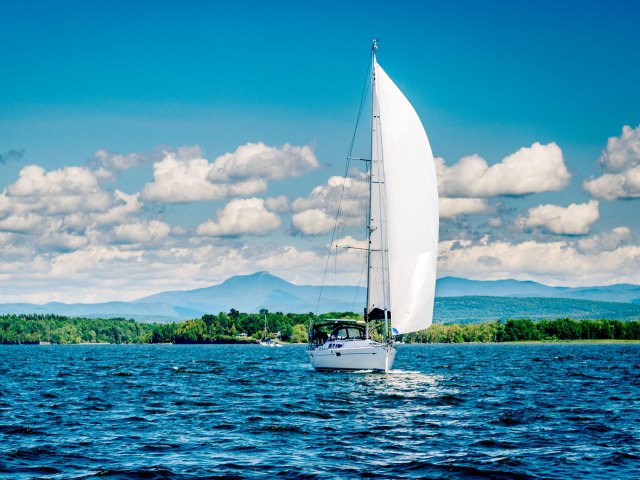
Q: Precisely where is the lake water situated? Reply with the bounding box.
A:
[0,343,638,479]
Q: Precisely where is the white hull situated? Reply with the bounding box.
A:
[307,342,396,372]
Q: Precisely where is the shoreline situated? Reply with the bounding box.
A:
[3,339,640,346]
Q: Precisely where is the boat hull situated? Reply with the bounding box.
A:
[307,344,396,372]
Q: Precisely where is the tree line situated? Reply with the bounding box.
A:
[403,318,640,343]
[0,313,638,345]
[0,311,357,345]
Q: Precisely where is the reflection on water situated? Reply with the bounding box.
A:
[0,343,638,479]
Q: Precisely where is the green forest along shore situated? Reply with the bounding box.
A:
[1,312,640,344]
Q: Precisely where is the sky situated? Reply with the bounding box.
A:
[1,0,640,303]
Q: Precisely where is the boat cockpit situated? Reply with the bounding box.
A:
[308,320,367,349]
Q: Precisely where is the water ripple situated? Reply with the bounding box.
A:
[0,343,638,479]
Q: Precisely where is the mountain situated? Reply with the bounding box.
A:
[436,277,640,303]
[436,277,558,298]
[434,296,640,324]
[0,301,204,323]
[1,271,639,323]
[135,271,365,315]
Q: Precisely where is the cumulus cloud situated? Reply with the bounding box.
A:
[113,220,171,244]
[89,149,152,181]
[292,172,367,215]
[597,125,640,172]
[255,245,321,272]
[439,198,488,218]
[583,166,640,200]
[0,163,153,256]
[291,172,367,235]
[196,198,281,237]
[516,200,600,235]
[142,143,319,203]
[93,191,142,225]
[332,235,368,250]
[0,213,44,233]
[38,232,89,252]
[92,149,149,171]
[584,125,640,200]
[5,165,111,215]
[578,227,634,254]
[141,146,263,203]
[8,165,99,197]
[264,195,290,212]
[437,142,571,198]
[438,237,640,286]
[207,142,319,182]
[292,209,335,235]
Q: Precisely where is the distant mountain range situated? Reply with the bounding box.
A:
[1,271,639,323]
[435,277,640,304]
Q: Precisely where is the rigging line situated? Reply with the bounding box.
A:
[352,252,368,313]
[315,49,373,315]
[333,244,338,311]
[335,177,367,241]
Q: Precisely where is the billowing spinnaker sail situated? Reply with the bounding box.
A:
[374,60,439,335]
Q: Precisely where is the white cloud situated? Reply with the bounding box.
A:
[3,164,112,215]
[92,149,149,171]
[141,146,265,203]
[8,165,99,197]
[332,235,368,250]
[516,200,600,235]
[196,198,281,237]
[142,143,318,204]
[114,220,171,244]
[207,142,319,182]
[584,125,640,200]
[292,172,367,235]
[0,213,44,233]
[264,195,290,212]
[583,166,640,200]
[436,142,571,198]
[90,149,151,181]
[255,245,321,272]
[292,209,335,235]
[597,125,640,172]
[93,191,142,225]
[0,163,151,254]
[0,194,11,214]
[578,227,634,254]
[38,233,89,252]
[439,198,489,218]
[292,173,368,215]
[48,246,143,279]
[438,237,640,286]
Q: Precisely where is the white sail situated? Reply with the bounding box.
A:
[373,59,439,335]
[367,69,390,318]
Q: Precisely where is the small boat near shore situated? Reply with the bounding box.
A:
[258,313,282,347]
[259,338,282,348]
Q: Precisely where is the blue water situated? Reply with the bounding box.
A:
[0,344,638,479]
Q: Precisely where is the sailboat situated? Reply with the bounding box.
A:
[307,41,439,372]
[259,312,282,347]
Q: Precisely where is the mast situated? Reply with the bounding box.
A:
[365,39,377,340]
[367,39,391,342]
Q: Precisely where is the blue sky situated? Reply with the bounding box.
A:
[1,0,639,303]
